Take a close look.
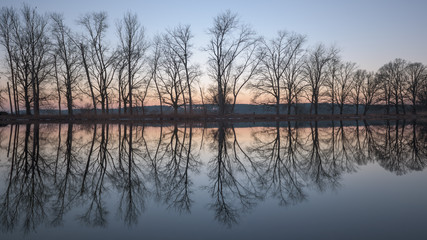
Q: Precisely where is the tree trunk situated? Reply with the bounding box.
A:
[66,84,73,116]
[32,74,39,116]
[54,56,61,115]
[7,82,13,114]
[412,99,416,114]
[128,54,132,115]
[118,81,121,115]
[314,94,318,115]
[24,84,31,115]
[7,49,18,115]
[13,78,19,115]
[185,64,192,114]
[80,44,97,114]
[276,78,280,115]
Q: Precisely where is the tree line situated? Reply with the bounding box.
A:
[0,7,426,116]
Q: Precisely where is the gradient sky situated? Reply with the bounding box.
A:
[1,0,427,105]
[2,0,427,71]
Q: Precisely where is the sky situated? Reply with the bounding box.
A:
[1,0,426,71]
[1,0,427,105]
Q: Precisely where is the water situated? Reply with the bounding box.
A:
[0,121,426,239]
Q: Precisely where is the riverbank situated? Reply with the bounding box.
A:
[0,112,426,124]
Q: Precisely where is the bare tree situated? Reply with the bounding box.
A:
[116,12,148,115]
[78,12,117,114]
[283,47,306,115]
[206,10,258,115]
[405,62,426,114]
[150,35,163,114]
[361,71,381,115]
[0,7,19,114]
[377,71,391,114]
[157,38,185,114]
[325,57,340,114]
[3,6,51,116]
[228,37,260,113]
[378,59,407,114]
[134,75,152,115]
[53,54,62,114]
[303,44,339,115]
[334,62,356,114]
[77,42,97,114]
[51,13,81,115]
[419,80,427,107]
[251,31,305,115]
[164,25,198,114]
[352,69,366,115]
[9,9,32,115]
[21,5,51,116]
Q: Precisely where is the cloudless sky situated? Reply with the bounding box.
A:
[1,0,426,75]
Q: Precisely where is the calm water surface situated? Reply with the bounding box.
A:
[0,121,426,240]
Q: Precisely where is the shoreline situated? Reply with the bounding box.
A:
[0,113,425,124]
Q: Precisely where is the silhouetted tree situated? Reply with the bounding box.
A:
[352,69,366,115]
[378,59,407,114]
[78,12,117,114]
[22,6,51,116]
[405,62,426,114]
[3,6,51,115]
[51,13,81,115]
[206,10,258,115]
[361,72,381,115]
[251,31,305,114]
[335,62,356,114]
[0,7,19,114]
[325,57,340,115]
[116,12,148,114]
[157,36,185,114]
[303,44,339,114]
[149,35,163,114]
[164,25,200,114]
[77,41,97,114]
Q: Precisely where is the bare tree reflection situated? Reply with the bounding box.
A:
[207,123,262,227]
[161,123,199,213]
[77,124,110,227]
[352,120,368,165]
[251,122,307,206]
[0,124,50,233]
[301,121,341,191]
[50,124,83,227]
[0,121,426,233]
[141,124,166,202]
[112,124,147,226]
[0,124,19,232]
[408,122,427,170]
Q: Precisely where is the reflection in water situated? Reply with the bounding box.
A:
[0,121,426,233]
[208,123,263,226]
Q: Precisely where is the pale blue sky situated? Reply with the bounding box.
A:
[1,0,427,71]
